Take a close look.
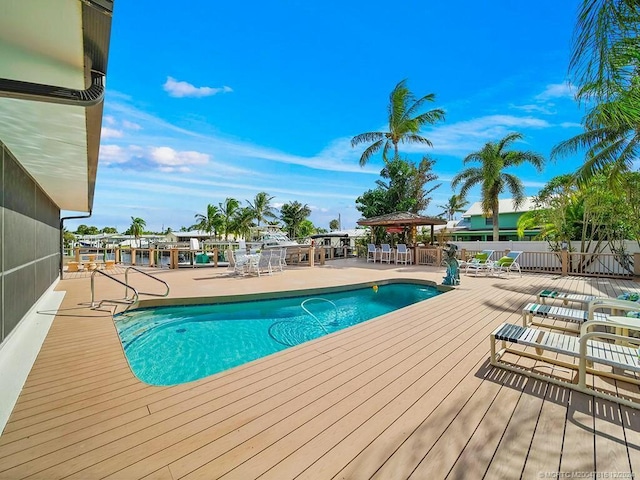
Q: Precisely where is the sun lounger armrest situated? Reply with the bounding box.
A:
[587,298,640,317]
[580,319,640,336]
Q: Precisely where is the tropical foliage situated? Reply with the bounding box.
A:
[517,171,640,269]
[280,201,312,240]
[193,204,223,240]
[247,192,276,227]
[329,219,340,231]
[351,79,445,166]
[552,0,640,184]
[127,217,146,242]
[437,194,469,221]
[451,132,544,241]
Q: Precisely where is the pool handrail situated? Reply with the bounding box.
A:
[300,297,338,334]
[90,269,139,311]
[123,266,170,300]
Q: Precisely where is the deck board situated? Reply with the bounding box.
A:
[1,261,639,479]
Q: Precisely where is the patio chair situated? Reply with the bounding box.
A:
[488,251,522,277]
[249,251,273,277]
[380,244,392,263]
[366,244,378,263]
[489,320,640,409]
[522,297,640,332]
[462,250,494,276]
[231,250,251,275]
[395,244,412,265]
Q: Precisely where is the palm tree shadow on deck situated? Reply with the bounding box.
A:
[477,358,640,444]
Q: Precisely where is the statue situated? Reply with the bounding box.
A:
[442,244,460,286]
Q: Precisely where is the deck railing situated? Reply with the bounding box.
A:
[71,246,639,279]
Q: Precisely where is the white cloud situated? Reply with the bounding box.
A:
[122,120,142,131]
[559,121,582,128]
[99,144,130,165]
[412,114,551,155]
[150,147,209,170]
[510,103,555,115]
[163,77,233,98]
[535,82,575,101]
[103,115,116,126]
[101,127,124,138]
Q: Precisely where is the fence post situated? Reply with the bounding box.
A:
[213,247,218,267]
[309,246,315,267]
[169,248,178,269]
[561,250,569,276]
[131,248,137,266]
[635,253,640,278]
[74,247,81,262]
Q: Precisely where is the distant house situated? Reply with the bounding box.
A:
[437,197,541,241]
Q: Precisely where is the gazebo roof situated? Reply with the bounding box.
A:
[357,212,447,227]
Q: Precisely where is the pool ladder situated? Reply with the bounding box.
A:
[90,267,170,313]
[300,297,338,334]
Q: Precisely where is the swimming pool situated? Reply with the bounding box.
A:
[115,282,443,386]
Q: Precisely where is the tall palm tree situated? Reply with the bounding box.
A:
[193,204,222,240]
[437,194,469,221]
[280,201,311,240]
[129,217,146,247]
[451,132,545,241]
[351,79,445,166]
[219,197,240,241]
[553,0,640,183]
[230,207,256,240]
[247,192,276,227]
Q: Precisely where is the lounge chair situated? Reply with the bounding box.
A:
[488,250,522,277]
[379,244,392,263]
[395,244,412,265]
[366,244,378,263]
[537,289,598,306]
[489,320,640,409]
[462,250,494,276]
[522,297,640,332]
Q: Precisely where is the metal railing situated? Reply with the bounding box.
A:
[90,270,139,311]
[124,266,170,301]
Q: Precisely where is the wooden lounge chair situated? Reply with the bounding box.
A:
[522,298,640,332]
[489,320,640,409]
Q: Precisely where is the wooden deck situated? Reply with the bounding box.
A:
[1,259,639,479]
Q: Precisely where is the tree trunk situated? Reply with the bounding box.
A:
[492,207,499,241]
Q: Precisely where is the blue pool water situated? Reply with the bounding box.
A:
[115,283,442,385]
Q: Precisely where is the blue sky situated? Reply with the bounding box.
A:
[68,0,587,233]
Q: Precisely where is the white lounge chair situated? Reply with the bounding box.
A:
[488,250,522,277]
[395,244,412,265]
[522,297,640,332]
[490,320,640,409]
[366,244,378,263]
[380,244,392,263]
[462,250,495,276]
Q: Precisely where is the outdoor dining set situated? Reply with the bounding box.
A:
[227,248,287,277]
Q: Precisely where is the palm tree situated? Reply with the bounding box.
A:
[351,79,445,166]
[193,204,222,240]
[280,201,311,240]
[219,197,240,241]
[553,0,640,184]
[230,207,255,240]
[451,132,545,241]
[437,194,469,221]
[247,192,276,227]
[129,217,146,247]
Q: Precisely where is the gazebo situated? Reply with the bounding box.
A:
[356,211,447,245]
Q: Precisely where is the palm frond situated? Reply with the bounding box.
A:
[351,131,384,147]
[359,139,384,166]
